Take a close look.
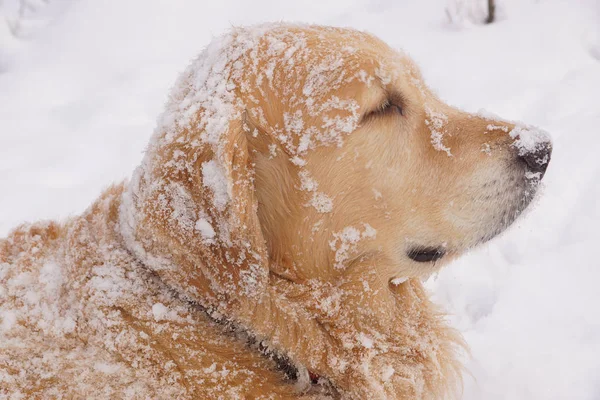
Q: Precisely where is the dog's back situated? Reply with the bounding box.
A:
[0,184,308,399]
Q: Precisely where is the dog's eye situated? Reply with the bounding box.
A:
[378,100,403,116]
[407,247,445,263]
[386,103,403,115]
[366,100,403,119]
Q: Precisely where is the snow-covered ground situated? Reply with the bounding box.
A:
[1,0,599,398]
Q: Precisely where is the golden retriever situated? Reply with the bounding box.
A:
[0,24,551,399]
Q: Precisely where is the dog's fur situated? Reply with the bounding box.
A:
[0,24,550,399]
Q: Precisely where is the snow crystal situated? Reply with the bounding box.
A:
[357,69,374,86]
[299,170,318,192]
[283,110,305,137]
[381,364,395,382]
[481,143,492,155]
[290,156,306,166]
[357,332,374,349]
[39,261,63,299]
[375,66,392,86]
[317,96,361,147]
[203,362,217,374]
[310,192,334,213]
[0,309,16,332]
[151,302,169,321]
[329,224,377,269]
[299,169,334,213]
[390,277,408,285]
[486,124,509,133]
[298,133,313,154]
[363,224,377,238]
[201,160,230,211]
[167,182,197,233]
[425,106,452,156]
[509,125,551,157]
[478,110,551,156]
[195,216,216,242]
[268,143,278,159]
[525,171,542,180]
[94,362,122,375]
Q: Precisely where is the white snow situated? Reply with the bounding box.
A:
[329,224,377,269]
[357,332,374,349]
[310,192,334,214]
[425,105,453,156]
[509,125,551,156]
[1,0,600,399]
[299,169,334,213]
[390,277,408,286]
[201,160,230,212]
[195,217,216,242]
[380,364,395,383]
[93,362,122,375]
[151,302,169,321]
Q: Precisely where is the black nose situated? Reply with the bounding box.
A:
[520,142,552,177]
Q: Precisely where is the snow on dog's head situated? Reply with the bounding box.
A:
[119,24,551,399]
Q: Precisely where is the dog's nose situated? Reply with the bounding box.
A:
[519,141,552,177]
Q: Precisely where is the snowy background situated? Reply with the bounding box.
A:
[1,0,599,398]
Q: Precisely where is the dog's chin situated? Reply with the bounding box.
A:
[476,175,544,246]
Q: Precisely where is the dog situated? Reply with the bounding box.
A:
[0,23,551,399]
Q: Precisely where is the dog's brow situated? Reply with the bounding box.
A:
[386,89,406,107]
[361,86,389,114]
[365,88,405,115]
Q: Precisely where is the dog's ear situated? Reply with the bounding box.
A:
[120,91,270,312]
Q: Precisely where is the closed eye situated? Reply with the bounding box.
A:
[407,247,445,263]
[362,98,404,123]
[374,99,403,116]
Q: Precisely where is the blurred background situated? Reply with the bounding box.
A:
[1,0,599,398]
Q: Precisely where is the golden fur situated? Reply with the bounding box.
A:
[0,24,550,399]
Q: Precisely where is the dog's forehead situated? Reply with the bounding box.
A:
[152,23,425,173]
[249,25,426,111]
[237,25,420,119]
[249,24,417,84]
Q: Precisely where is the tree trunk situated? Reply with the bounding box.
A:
[486,0,496,24]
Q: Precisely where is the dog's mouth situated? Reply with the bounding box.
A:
[475,163,547,246]
[467,128,552,247]
[442,150,549,251]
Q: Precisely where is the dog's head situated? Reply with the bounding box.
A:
[120,24,551,399]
